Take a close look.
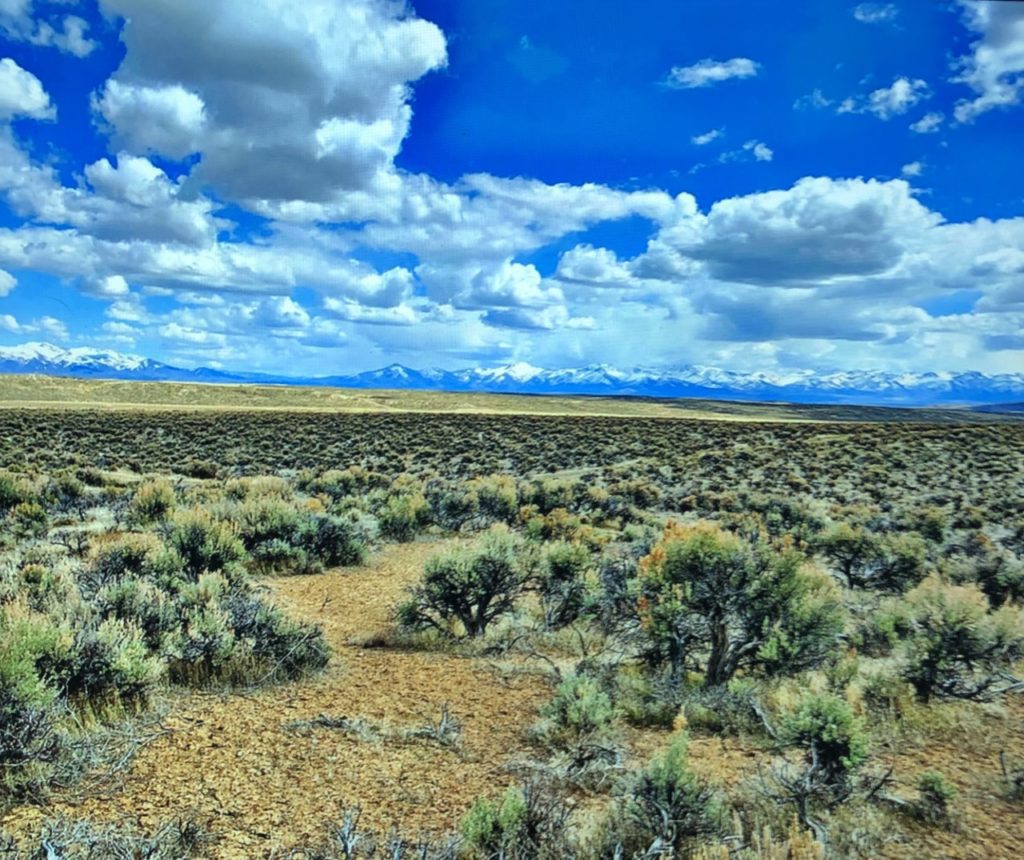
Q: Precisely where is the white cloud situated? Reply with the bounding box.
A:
[93,82,206,161]
[0,58,54,120]
[691,128,722,145]
[0,135,225,247]
[910,111,944,133]
[654,176,941,287]
[744,140,773,162]
[901,161,924,177]
[852,3,898,25]
[716,140,774,165]
[483,305,595,332]
[953,0,1024,121]
[840,77,930,119]
[323,298,420,326]
[82,274,130,298]
[793,89,833,110]
[253,296,311,330]
[95,0,447,205]
[0,2,95,56]
[0,310,68,339]
[0,267,14,296]
[666,57,760,89]
[555,245,633,286]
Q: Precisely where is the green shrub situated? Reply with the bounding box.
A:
[539,541,591,628]
[603,734,723,856]
[781,694,868,785]
[770,693,868,823]
[96,578,178,652]
[127,480,176,526]
[0,472,34,515]
[9,501,48,539]
[816,525,926,592]
[472,474,519,524]
[635,522,844,686]
[859,671,915,718]
[912,771,957,825]
[223,592,330,682]
[295,512,367,569]
[378,492,429,542]
[902,576,1024,701]
[236,498,367,574]
[398,528,535,637]
[166,509,246,582]
[84,533,164,594]
[0,615,62,798]
[460,781,574,860]
[854,600,914,656]
[534,673,619,782]
[679,678,762,737]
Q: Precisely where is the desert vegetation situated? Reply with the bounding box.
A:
[0,400,1022,858]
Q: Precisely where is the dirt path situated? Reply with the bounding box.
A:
[4,540,550,857]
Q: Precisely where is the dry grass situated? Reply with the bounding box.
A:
[1,373,1017,423]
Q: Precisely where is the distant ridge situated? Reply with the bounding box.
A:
[3,341,1024,408]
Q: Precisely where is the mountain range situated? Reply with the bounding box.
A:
[2,341,1023,408]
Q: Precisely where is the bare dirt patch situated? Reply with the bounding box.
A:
[2,540,550,857]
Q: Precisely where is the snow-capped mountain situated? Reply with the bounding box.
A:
[0,341,158,373]
[2,342,1024,408]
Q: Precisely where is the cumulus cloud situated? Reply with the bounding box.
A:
[745,140,773,161]
[953,0,1024,121]
[910,111,944,133]
[93,82,206,160]
[0,58,55,120]
[555,245,634,287]
[716,139,773,165]
[82,274,131,298]
[666,57,760,89]
[483,305,595,332]
[323,298,421,326]
[95,0,447,204]
[839,77,930,119]
[656,176,941,286]
[0,1,96,56]
[901,161,924,177]
[0,136,225,247]
[0,267,15,296]
[0,311,68,339]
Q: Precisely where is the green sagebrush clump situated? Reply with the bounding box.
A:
[377,491,430,542]
[0,607,160,800]
[88,522,330,687]
[816,524,927,593]
[397,527,537,637]
[460,781,575,860]
[634,523,844,687]
[532,673,621,785]
[126,479,176,526]
[538,541,592,629]
[598,733,724,858]
[900,576,1024,701]
[0,512,330,801]
[911,771,958,825]
[763,693,869,830]
[233,496,367,574]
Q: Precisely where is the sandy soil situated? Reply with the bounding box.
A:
[3,540,551,857]
[3,538,1022,858]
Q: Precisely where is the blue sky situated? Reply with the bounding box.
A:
[0,0,1022,374]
